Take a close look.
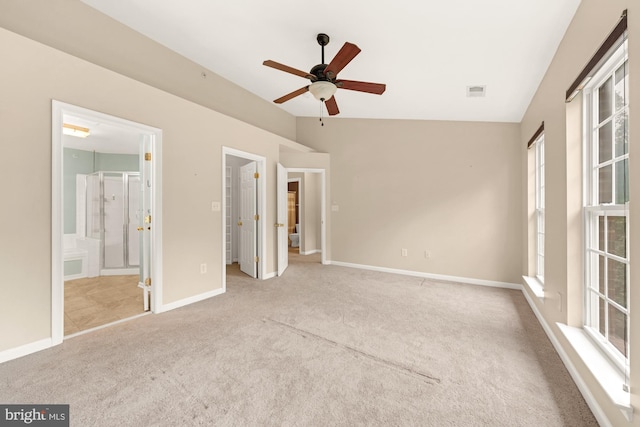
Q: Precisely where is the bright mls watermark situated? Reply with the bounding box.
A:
[0,405,69,426]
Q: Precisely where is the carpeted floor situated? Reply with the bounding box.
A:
[0,254,597,426]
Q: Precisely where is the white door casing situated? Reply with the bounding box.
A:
[52,101,163,346]
[277,163,288,276]
[239,161,258,278]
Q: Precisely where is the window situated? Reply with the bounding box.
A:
[535,134,545,282]
[583,41,629,367]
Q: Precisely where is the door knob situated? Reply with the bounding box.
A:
[137,227,144,231]
[237,221,243,226]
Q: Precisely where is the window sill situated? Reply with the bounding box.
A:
[522,275,544,299]
[556,323,632,422]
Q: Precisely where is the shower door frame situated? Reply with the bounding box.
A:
[89,171,141,273]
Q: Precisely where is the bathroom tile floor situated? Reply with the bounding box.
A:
[64,275,144,336]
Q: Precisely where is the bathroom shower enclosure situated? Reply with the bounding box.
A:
[85,171,141,274]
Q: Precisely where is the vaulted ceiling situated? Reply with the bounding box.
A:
[82,0,580,123]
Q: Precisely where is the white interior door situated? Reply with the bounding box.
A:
[138,135,153,311]
[240,161,257,278]
[277,163,288,276]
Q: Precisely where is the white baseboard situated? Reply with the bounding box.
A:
[159,287,225,313]
[300,249,321,255]
[327,260,521,290]
[521,289,613,427]
[0,338,52,364]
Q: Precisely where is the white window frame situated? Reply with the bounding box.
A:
[534,134,545,282]
[583,40,629,371]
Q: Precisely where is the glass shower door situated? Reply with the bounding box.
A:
[103,173,125,269]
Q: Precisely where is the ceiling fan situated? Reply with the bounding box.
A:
[263,33,386,116]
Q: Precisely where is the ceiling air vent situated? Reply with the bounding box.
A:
[467,85,486,97]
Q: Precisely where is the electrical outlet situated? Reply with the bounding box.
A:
[211,202,221,212]
[425,251,431,259]
[200,263,207,274]
[401,248,408,257]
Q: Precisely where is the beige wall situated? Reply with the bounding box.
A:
[0,0,296,141]
[297,118,522,284]
[520,1,638,425]
[0,27,289,352]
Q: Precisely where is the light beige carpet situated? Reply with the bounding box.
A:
[0,254,597,426]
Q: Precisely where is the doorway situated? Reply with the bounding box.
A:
[52,101,163,343]
[222,148,266,289]
[277,167,327,276]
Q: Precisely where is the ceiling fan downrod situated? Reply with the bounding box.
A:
[317,33,330,65]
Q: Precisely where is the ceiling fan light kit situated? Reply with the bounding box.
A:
[263,33,386,120]
[308,81,337,101]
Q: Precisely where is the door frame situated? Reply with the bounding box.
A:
[222,147,267,289]
[284,168,327,265]
[51,101,163,345]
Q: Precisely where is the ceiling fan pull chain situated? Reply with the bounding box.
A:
[320,100,324,126]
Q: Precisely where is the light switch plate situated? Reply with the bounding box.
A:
[331,205,339,212]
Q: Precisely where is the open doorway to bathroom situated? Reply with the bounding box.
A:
[52,101,163,342]
[287,178,300,254]
[284,169,326,267]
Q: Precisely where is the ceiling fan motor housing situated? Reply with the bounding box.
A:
[310,63,329,81]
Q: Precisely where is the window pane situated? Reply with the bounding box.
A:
[598,121,612,163]
[607,216,626,258]
[615,110,628,156]
[598,216,604,251]
[599,298,606,336]
[607,258,627,308]
[608,305,627,357]
[615,159,628,204]
[599,77,613,123]
[615,61,628,110]
[598,255,605,294]
[598,165,612,204]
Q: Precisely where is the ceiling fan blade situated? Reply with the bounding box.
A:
[274,86,309,104]
[324,42,361,79]
[336,80,386,95]
[263,60,315,80]
[325,96,340,116]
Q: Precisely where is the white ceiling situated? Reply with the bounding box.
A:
[81,0,581,122]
